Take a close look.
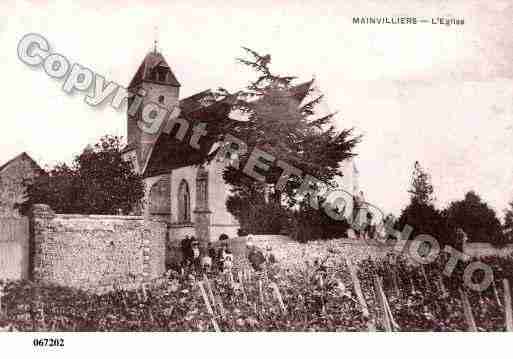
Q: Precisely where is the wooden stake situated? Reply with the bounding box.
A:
[198,281,220,332]
[141,283,148,303]
[346,259,369,316]
[270,282,287,315]
[459,288,477,332]
[438,276,448,298]
[420,265,429,290]
[383,289,400,330]
[228,271,235,288]
[203,274,216,306]
[373,275,392,332]
[503,279,513,331]
[492,280,502,307]
[0,283,4,318]
[391,269,400,298]
[238,271,248,302]
[258,279,264,305]
[216,295,226,319]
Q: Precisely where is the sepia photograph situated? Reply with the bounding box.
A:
[0,0,512,356]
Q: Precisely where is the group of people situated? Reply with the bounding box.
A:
[179,233,277,275]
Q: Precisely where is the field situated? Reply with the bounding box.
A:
[1,240,513,332]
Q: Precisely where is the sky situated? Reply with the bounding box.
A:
[1,0,512,217]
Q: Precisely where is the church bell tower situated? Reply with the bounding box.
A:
[126,48,181,173]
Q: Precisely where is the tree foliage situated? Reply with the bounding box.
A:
[408,161,434,205]
[444,191,503,244]
[397,161,448,244]
[26,136,145,215]
[222,47,360,239]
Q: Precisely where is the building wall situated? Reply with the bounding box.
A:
[170,166,197,224]
[0,217,29,280]
[208,160,239,230]
[331,158,357,220]
[0,154,41,217]
[30,204,166,292]
[128,83,179,163]
[143,174,169,218]
[142,162,239,243]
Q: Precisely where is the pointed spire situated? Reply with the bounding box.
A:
[153,26,159,53]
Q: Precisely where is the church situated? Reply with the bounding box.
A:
[121,50,359,243]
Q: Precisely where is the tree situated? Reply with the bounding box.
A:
[397,161,446,243]
[504,202,513,229]
[408,161,434,205]
[444,191,503,245]
[27,136,145,215]
[396,200,447,244]
[221,48,360,238]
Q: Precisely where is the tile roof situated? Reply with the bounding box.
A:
[143,97,236,177]
[128,51,180,89]
[0,152,43,175]
[132,79,313,177]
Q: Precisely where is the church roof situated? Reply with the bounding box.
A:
[180,90,217,115]
[128,51,180,89]
[0,152,42,175]
[135,80,314,177]
[143,96,237,177]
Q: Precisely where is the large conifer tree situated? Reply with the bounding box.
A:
[221,48,360,234]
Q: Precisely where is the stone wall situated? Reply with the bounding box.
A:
[30,204,166,292]
[463,242,513,258]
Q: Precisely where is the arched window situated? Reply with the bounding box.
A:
[196,166,209,211]
[149,176,171,215]
[177,180,191,223]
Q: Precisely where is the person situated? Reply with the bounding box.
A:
[222,249,234,273]
[180,235,193,267]
[215,235,231,270]
[201,254,213,273]
[246,238,266,273]
[265,245,276,265]
[364,211,375,241]
[312,258,329,315]
[207,242,217,264]
[190,237,201,272]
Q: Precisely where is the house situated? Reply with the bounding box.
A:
[0,152,43,217]
[121,50,358,243]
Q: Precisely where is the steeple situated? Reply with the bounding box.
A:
[128,51,181,90]
[126,49,181,174]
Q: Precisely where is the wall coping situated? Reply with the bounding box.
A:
[169,222,194,228]
[54,214,152,221]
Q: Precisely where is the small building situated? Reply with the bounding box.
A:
[0,152,43,217]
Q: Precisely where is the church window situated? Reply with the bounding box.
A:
[196,166,209,210]
[158,68,167,82]
[149,68,157,81]
[178,179,191,223]
[149,176,171,215]
[158,95,165,104]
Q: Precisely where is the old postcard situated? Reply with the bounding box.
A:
[0,0,512,357]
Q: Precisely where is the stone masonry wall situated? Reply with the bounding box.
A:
[30,204,166,292]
